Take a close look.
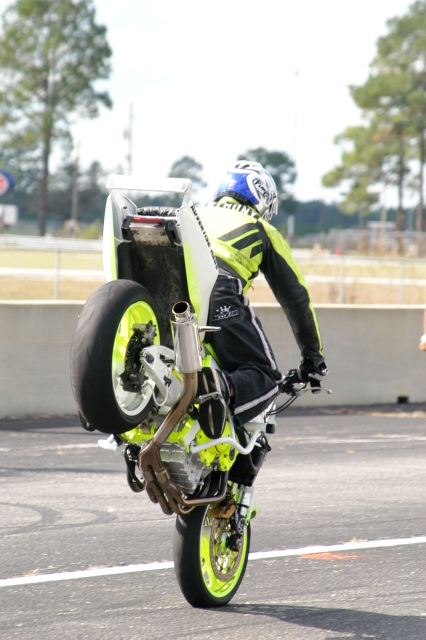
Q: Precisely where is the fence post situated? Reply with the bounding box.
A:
[340,256,345,304]
[54,250,60,300]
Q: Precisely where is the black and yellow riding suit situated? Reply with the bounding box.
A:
[196,198,324,425]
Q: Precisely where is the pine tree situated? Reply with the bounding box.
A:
[0,0,112,235]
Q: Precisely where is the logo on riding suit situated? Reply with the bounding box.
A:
[212,304,239,321]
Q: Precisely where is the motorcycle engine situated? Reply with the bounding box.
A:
[159,442,211,495]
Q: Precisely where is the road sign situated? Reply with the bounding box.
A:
[0,170,15,196]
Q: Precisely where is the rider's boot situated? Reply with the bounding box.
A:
[197,367,230,439]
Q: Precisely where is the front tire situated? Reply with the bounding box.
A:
[70,280,161,434]
[173,504,251,608]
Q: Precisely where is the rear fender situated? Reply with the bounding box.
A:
[102,193,137,282]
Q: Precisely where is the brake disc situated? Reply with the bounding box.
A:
[209,516,243,581]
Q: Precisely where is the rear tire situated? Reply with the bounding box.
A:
[70,280,161,434]
[174,504,250,608]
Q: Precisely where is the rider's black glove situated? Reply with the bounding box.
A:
[298,358,328,394]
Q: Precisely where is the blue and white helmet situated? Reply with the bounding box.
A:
[213,161,278,220]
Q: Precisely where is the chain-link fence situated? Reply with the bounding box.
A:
[0,235,104,300]
[322,229,426,258]
[1,234,426,305]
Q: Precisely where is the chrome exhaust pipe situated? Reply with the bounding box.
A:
[171,301,203,374]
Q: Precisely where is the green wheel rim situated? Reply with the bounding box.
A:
[111,300,159,417]
[199,509,248,599]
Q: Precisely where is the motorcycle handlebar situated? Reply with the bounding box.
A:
[281,369,332,397]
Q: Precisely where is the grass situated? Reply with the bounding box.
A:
[0,249,104,300]
[0,278,103,301]
[248,279,426,305]
[0,249,425,305]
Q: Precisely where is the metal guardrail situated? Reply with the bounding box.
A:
[0,235,103,299]
[322,228,426,257]
[0,234,102,252]
[0,267,105,281]
[293,253,426,304]
[1,235,426,304]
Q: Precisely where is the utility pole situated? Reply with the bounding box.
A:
[292,69,299,167]
[124,103,134,175]
[287,69,299,238]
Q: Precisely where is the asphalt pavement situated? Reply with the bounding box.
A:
[0,404,425,639]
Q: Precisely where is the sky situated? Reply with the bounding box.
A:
[0,0,419,205]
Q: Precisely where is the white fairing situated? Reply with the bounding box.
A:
[177,204,218,329]
[103,175,218,329]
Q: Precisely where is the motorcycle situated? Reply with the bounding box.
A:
[70,175,329,608]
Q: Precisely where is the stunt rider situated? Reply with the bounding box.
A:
[195,161,328,437]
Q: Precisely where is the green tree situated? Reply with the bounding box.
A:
[237,147,297,213]
[0,0,112,235]
[350,0,426,232]
[322,121,412,227]
[163,155,206,207]
[168,156,206,192]
[79,160,108,222]
[48,158,107,224]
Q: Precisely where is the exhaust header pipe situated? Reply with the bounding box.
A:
[138,300,229,516]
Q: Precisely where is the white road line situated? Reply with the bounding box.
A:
[249,535,426,559]
[0,444,101,454]
[11,435,425,456]
[1,535,425,589]
[277,437,426,444]
[36,443,100,451]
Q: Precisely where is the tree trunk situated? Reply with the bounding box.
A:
[395,141,405,255]
[416,128,424,234]
[38,133,51,237]
[396,140,405,232]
